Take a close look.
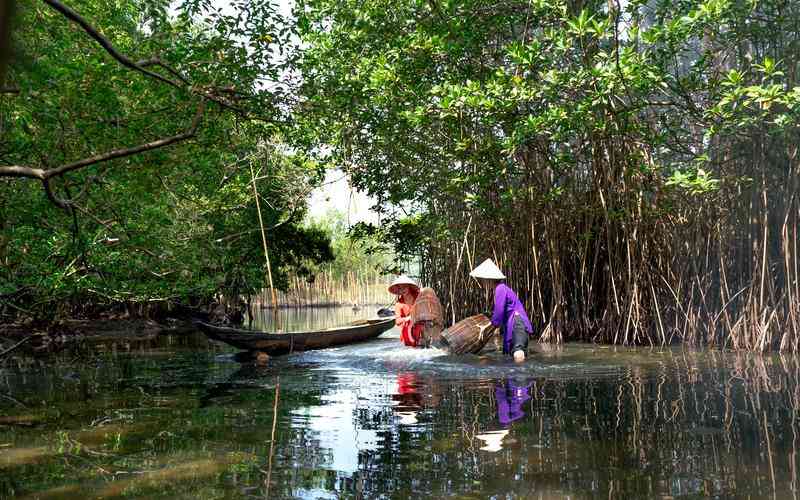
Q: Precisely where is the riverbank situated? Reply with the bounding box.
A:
[0,318,170,339]
[0,305,393,357]
[0,318,198,357]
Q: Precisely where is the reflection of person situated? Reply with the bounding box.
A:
[495,379,533,426]
[477,378,532,452]
[394,372,422,408]
[470,258,533,362]
[388,275,422,347]
[393,372,422,425]
[391,372,442,425]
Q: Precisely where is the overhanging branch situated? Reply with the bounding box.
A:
[42,0,183,89]
[42,0,244,112]
[0,102,206,208]
[47,102,204,179]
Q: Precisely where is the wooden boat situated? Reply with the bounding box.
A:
[195,317,396,355]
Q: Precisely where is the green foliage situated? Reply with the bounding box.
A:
[292,0,800,346]
[3,0,799,346]
[0,0,332,320]
[305,209,395,278]
[665,167,720,195]
[293,0,799,238]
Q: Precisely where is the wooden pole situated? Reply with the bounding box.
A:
[264,379,280,498]
[250,164,278,311]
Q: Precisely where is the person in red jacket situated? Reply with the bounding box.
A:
[388,275,421,347]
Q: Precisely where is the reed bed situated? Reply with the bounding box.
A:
[300,0,800,353]
[255,269,395,308]
[418,99,800,353]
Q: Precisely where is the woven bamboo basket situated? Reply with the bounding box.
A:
[411,288,443,325]
[412,287,444,347]
[435,314,496,355]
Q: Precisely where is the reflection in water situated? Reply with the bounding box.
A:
[476,430,508,452]
[2,328,800,498]
[391,372,443,426]
[291,386,383,474]
[393,372,421,425]
[495,378,533,426]
[476,378,533,452]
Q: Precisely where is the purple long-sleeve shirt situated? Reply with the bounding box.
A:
[491,283,533,353]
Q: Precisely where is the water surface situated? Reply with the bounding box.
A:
[1,308,799,499]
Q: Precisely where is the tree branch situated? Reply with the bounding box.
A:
[0,102,205,208]
[42,0,183,89]
[44,0,253,114]
[0,335,34,360]
[0,165,45,179]
[136,57,190,87]
[48,102,204,179]
[43,0,262,120]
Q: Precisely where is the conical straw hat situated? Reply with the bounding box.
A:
[469,258,506,280]
[388,274,419,295]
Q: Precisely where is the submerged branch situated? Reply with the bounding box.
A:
[0,335,34,359]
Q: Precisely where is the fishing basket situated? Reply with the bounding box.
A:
[412,288,444,348]
[412,288,443,326]
[436,314,496,355]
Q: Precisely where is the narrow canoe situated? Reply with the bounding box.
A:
[195,317,396,354]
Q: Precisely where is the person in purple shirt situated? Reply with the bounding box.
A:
[470,258,533,362]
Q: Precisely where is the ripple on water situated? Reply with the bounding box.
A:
[293,338,632,383]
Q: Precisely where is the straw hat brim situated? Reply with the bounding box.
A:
[388,275,419,295]
[389,283,420,295]
[476,430,508,452]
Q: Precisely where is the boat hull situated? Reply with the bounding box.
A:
[195,317,396,355]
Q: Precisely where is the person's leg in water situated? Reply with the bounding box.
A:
[511,313,528,362]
